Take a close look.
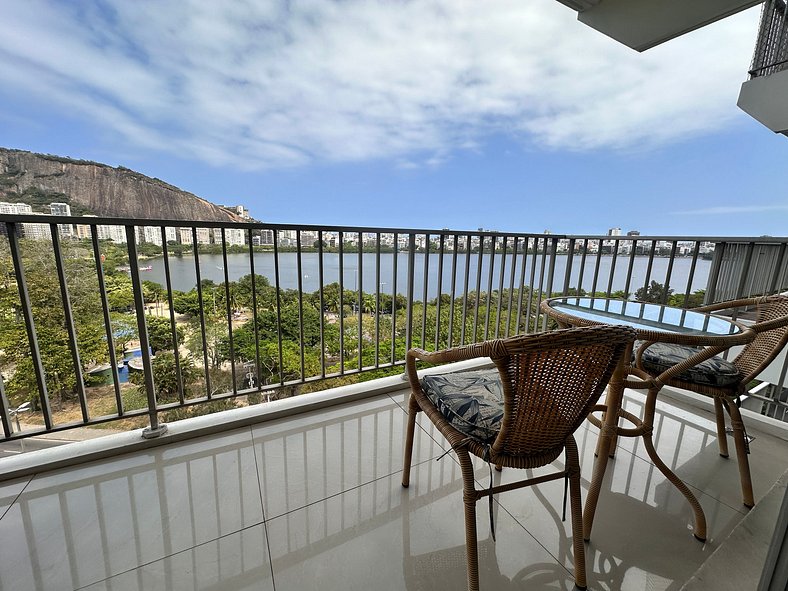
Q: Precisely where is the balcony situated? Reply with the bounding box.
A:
[1,215,788,589]
[1,381,788,590]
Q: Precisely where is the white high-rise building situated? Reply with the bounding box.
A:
[212,227,245,246]
[50,202,73,238]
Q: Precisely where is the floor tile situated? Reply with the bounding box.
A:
[265,461,573,591]
[252,394,447,519]
[611,389,788,510]
[0,428,262,591]
[78,524,274,591]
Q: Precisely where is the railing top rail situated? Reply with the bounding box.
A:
[1,213,787,244]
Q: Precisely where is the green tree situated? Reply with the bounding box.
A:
[145,315,184,353]
[635,280,674,304]
[129,351,198,403]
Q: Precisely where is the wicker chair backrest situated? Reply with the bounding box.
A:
[490,325,635,457]
[734,295,788,383]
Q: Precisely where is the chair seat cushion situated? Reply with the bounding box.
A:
[421,368,503,443]
[635,341,741,388]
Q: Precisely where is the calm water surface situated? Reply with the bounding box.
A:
[142,252,711,299]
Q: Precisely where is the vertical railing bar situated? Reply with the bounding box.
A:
[505,236,518,337]
[297,231,306,380]
[318,231,326,378]
[661,241,678,305]
[391,233,399,365]
[460,235,472,345]
[606,239,619,297]
[515,237,528,334]
[221,229,237,395]
[338,231,345,373]
[590,238,603,296]
[273,231,284,386]
[525,237,539,333]
[192,227,212,398]
[541,237,559,331]
[406,234,416,351]
[641,240,658,296]
[473,235,484,341]
[562,238,575,296]
[448,235,459,347]
[576,239,589,295]
[768,242,788,295]
[375,234,381,367]
[683,241,701,308]
[160,227,184,404]
[623,239,638,299]
[435,234,446,349]
[705,241,726,304]
[735,242,756,299]
[534,237,549,332]
[50,224,88,422]
[484,235,497,340]
[8,222,52,429]
[126,225,165,437]
[357,232,363,370]
[247,228,262,393]
[90,225,123,413]
[421,233,430,349]
[495,236,507,338]
[0,373,10,437]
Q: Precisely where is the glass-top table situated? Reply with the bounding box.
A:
[542,297,754,542]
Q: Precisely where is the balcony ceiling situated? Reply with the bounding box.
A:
[558,0,763,52]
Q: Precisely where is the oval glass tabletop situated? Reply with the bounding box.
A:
[545,297,743,336]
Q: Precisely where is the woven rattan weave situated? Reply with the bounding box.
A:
[402,325,635,591]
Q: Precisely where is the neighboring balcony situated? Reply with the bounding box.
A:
[1,214,788,589]
[556,0,762,52]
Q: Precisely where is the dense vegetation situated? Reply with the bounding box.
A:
[0,237,706,426]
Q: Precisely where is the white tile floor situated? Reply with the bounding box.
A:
[1,387,786,591]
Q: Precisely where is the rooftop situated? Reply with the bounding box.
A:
[1,380,786,590]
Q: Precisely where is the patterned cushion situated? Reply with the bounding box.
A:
[421,368,504,443]
[635,341,741,388]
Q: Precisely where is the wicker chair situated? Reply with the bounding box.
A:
[633,295,788,508]
[402,325,636,591]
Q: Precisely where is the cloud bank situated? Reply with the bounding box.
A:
[0,1,760,169]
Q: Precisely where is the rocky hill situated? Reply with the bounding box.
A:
[0,148,242,222]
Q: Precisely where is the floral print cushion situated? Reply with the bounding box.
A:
[636,341,741,388]
[421,368,504,443]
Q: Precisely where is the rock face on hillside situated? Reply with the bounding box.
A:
[0,148,241,222]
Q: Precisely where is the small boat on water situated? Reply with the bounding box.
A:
[118,265,153,272]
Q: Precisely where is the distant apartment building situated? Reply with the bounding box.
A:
[75,215,127,243]
[0,202,51,240]
[627,230,640,236]
[223,204,250,219]
[212,227,245,246]
[608,227,622,236]
[179,227,211,245]
[258,229,274,245]
[138,225,178,246]
[50,202,73,238]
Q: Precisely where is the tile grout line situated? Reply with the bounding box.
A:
[250,424,278,591]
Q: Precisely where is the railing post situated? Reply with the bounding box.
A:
[405,234,416,351]
[8,222,52,429]
[126,226,167,439]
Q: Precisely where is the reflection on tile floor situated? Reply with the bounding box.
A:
[0,388,785,590]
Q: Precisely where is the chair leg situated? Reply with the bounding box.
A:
[458,451,481,591]
[713,397,729,458]
[725,399,755,508]
[565,437,587,590]
[402,396,419,488]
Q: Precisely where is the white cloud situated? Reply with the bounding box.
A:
[0,0,761,169]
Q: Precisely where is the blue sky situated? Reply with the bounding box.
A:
[1,1,786,237]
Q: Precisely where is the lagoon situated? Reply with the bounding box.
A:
[141,252,711,299]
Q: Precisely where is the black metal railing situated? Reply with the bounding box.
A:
[1,214,787,442]
[749,0,788,78]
